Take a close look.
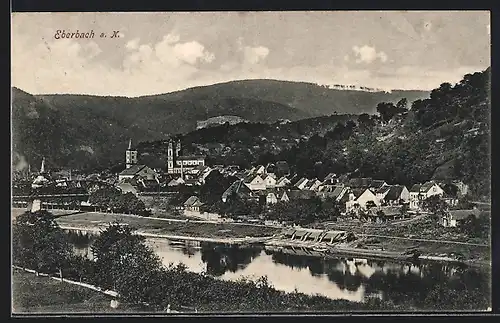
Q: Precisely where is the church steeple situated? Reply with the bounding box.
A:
[125,139,138,169]
[40,157,45,174]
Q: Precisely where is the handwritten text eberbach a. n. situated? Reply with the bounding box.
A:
[54,30,121,39]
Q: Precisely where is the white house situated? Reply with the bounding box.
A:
[243,174,266,191]
[345,188,379,213]
[409,181,445,210]
[262,174,277,188]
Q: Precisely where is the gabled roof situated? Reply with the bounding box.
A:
[119,164,147,176]
[420,181,439,192]
[222,180,253,199]
[350,188,368,200]
[348,177,373,188]
[294,178,309,188]
[244,173,263,183]
[332,186,348,199]
[448,209,481,220]
[184,196,203,207]
[410,184,422,193]
[384,185,406,201]
[370,180,387,189]
[375,186,391,194]
[323,173,337,182]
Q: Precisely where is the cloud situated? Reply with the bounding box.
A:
[125,38,140,50]
[173,41,215,64]
[352,45,388,64]
[243,46,270,65]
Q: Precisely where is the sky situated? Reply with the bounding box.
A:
[11,11,490,97]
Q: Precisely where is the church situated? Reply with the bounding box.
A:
[167,139,206,175]
[120,138,206,178]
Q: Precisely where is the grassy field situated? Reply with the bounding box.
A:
[319,216,490,245]
[355,236,490,263]
[12,269,152,314]
[50,211,281,238]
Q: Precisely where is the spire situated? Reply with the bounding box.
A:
[128,138,132,150]
[40,157,45,173]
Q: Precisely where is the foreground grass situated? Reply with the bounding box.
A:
[12,269,152,314]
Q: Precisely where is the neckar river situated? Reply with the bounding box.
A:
[69,233,490,305]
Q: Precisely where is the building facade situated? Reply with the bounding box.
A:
[167,139,206,175]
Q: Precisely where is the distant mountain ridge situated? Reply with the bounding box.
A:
[11,79,429,171]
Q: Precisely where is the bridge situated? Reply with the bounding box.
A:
[12,193,91,211]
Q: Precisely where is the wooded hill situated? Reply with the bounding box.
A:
[11,79,427,171]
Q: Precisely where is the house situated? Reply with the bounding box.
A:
[275,176,291,187]
[323,173,337,185]
[168,177,185,187]
[262,174,277,188]
[305,179,322,191]
[409,181,445,210]
[222,180,254,202]
[369,180,388,191]
[347,177,374,189]
[381,185,410,206]
[244,174,266,191]
[118,165,157,181]
[452,180,469,197]
[440,209,482,227]
[117,181,139,196]
[345,188,379,213]
[253,165,266,175]
[294,178,309,190]
[366,206,402,223]
[183,196,204,212]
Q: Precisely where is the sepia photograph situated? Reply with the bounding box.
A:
[11,11,491,315]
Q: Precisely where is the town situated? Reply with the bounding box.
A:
[12,135,487,231]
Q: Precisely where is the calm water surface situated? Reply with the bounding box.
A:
[68,232,490,305]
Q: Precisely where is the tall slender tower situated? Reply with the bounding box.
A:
[167,140,174,174]
[175,140,181,157]
[125,139,138,169]
[40,157,45,173]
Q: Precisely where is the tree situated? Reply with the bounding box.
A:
[421,195,448,221]
[12,210,73,278]
[376,102,398,123]
[90,222,164,304]
[396,98,408,111]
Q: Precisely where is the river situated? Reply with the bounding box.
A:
[68,232,491,307]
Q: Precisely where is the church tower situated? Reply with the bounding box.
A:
[40,157,46,173]
[125,139,138,169]
[175,140,181,157]
[167,140,174,174]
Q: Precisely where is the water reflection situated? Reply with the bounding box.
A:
[68,233,489,305]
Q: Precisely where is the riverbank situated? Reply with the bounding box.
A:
[13,208,490,266]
